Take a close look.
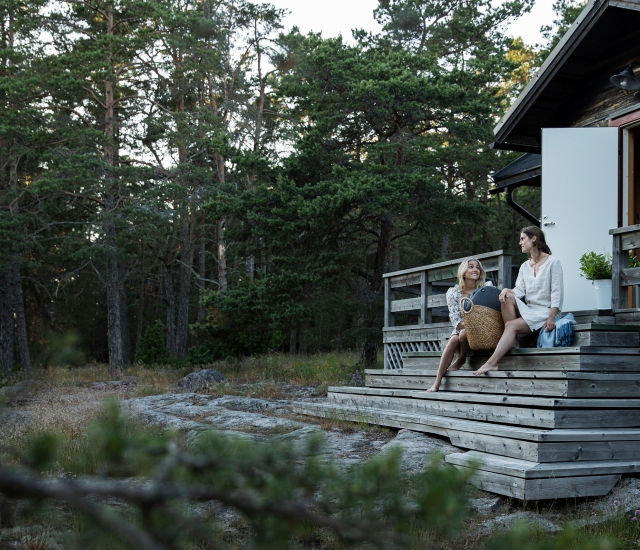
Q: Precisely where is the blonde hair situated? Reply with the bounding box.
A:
[456,258,487,290]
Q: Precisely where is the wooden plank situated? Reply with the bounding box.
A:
[368,369,640,395]
[402,352,640,372]
[616,310,640,324]
[390,297,421,313]
[610,224,640,236]
[293,402,640,442]
[497,254,512,289]
[389,273,421,288]
[621,267,640,287]
[383,250,512,279]
[613,233,627,310]
[572,314,616,324]
[383,322,450,332]
[574,323,640,332]
[448,431,640,462]
[330,385,640,408]
[572,331,639,347]
[383,332,450,344]
[326,392,640,428]
[404,347,640,356]
[366,374,571,396]
[365,368,640,381]
[366,373,640,398]
[621,231,640,251]
[420,271,430,324]
[453,466,619,500]
[447,450,640,478]
[384,278,394,329]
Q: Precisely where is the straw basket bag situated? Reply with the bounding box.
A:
[460,295,504,350]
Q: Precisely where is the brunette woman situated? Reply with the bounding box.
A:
[473,226,564,376]
[427,258,491,392]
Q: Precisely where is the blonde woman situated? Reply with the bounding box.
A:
[427,258,492,392]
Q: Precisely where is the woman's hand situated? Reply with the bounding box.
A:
[544,315,556,333]
[499,288,511,304]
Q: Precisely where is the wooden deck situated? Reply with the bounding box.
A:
[293,324,640,500]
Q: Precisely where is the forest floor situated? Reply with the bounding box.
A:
[0,354,638,549]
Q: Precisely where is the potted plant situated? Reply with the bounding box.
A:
[579,251,612,310]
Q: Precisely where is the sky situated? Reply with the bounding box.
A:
[268,0,557,47]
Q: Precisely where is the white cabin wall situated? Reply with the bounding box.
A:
[541,127,619,312]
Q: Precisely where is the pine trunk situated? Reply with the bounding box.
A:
[197,237,206,325]
[103,9,124,379]
[359,211,394,368]
[164,263,176,355]
[135,244,145,355]
[175,217,194,358]
[0,270,13,374]
[289,328,296,355]
[217,218,227,292]
[120,286,132,366]
[105,204,124,378]
[12,260,31,376]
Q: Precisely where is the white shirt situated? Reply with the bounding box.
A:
[513,255,564,311]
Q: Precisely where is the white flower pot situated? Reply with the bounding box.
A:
[593,279,612,310]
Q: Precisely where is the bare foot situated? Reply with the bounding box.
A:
[427,383,439,393]
[473,363,498,376]
[447,360,463,371]
[511,341,520,350]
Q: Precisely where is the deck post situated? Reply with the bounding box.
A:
[497,253,512,289]
[612,233,627,310]
[384,277,395,328]
[420,271,432,325]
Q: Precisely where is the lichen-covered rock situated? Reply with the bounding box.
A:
[471,497,504,515]
[197,369,225,384]
[177,370,224,392]
[380,429,461,473]
[479,511,561,535]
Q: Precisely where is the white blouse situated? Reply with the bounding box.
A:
[513,255,564,311]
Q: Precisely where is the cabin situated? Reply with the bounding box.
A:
[294,0,640,500]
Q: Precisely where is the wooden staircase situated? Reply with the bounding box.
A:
[293,323,640,500]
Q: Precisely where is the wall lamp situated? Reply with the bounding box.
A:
[611,62,640,91]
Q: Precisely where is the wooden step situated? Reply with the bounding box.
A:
[294,401,640,442]
[294,402,640,462]
[364,369,640,398]
[446,450,640,478]
[331,385,640,408]
[328,388,640,428]
[572,327,638,347]
[445,451,640,500]
[402,348,640,372]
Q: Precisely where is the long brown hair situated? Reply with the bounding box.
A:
[521,226,551,255]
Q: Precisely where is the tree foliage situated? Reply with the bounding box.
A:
[0,0,559,371]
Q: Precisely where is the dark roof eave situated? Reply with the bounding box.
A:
[492,0,609,146]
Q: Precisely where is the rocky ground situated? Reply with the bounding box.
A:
[0,370,639,548]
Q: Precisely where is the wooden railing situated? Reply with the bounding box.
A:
[384,250,513,328]
[610,224,640,311]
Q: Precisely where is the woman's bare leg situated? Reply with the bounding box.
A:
[501,294,519,323]
[473,318,532,376]
[427,335,460,392]
[448,330,469,371]
[501,294,521,349]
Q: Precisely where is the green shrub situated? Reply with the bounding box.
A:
[196,280,286,357]
[187,341,222,364]
[579,252,612,280]
[135,321,170,365]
